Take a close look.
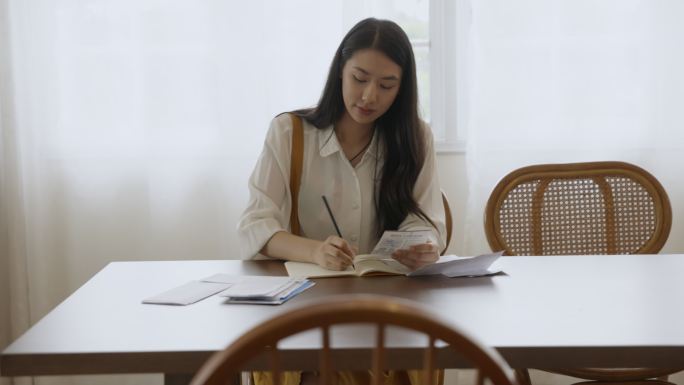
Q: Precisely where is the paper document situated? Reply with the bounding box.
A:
[142,281,232,306]
[202,274,299,297]
[407,251,504,277]
[370,229,437,255]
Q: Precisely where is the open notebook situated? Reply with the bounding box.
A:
[285,251,504,279]
[283,229,435,278]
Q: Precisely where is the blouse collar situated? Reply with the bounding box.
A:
[318,124,381,160]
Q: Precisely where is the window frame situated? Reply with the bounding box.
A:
[429,0,466,153]
[344,0,466,153]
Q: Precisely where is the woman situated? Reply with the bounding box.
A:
[238,17,446,384]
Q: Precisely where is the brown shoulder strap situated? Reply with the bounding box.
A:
[289,114,304,236]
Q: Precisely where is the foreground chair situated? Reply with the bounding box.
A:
[190,294,517,385]
[484,161,677,385]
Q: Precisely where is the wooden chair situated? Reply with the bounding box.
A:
[441,190,453,256]
[190,294,517,385]
[484,161,671,256]
[484,161,677,385]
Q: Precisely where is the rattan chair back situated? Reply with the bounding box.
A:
[190,295,517,385]
[485,161,671,256]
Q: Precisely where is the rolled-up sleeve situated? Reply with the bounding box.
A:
[237,115,293,259]
[397,125,447,252]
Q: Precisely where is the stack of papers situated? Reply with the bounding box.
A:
[203,274,314,305]
[142,275,314,306]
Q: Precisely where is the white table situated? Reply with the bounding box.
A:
[2,255,684,383]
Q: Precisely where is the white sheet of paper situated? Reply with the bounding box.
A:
[407,251,504,277]
[199,274,243,284]
[202,274,306,299]
[370,230,437,255]
[142,281,232,306]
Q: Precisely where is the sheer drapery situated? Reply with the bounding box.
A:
[1,1,347,384]
[1,1,434,384]
[463,0,684,254]
[1,1,31,385]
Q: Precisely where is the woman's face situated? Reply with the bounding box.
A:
[341,48,402,127]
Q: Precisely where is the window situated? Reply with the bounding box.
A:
[344,0,466,152]
[41,1,465,158]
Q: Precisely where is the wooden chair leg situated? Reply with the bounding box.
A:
[476,370,485,385]
[515,369,532,385]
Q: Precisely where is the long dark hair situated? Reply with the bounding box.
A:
[294,17,433,235]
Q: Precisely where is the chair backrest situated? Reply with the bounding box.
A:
[442,190,453,255]
[484,161,671,256]
[190,295,517,385]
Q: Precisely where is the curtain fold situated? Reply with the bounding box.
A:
[463,0,684,255]
[1,1,32,385]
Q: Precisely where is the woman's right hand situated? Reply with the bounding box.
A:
[310,236,356,270]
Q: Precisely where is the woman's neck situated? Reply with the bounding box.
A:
[334,112,375,166]
[335,111,374,147]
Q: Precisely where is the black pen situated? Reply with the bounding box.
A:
[321,195,343,238]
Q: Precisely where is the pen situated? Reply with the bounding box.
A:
[321,195,343,238]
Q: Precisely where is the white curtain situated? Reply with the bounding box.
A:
[1,1,32,384]
[0,1,433,384]
[0,1,349,384]
[463,0,684,255]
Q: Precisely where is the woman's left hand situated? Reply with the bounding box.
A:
[391,242,439,270]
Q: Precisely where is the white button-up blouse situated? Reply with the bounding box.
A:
[237,113,446,260]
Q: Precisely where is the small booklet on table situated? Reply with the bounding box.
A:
[284,229,504,278]
[203,274,314,305]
